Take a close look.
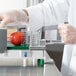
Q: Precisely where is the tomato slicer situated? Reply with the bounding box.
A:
[0,24,29,53]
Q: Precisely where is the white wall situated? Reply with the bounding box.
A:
[0,0,44,12]
[0,0,27,12]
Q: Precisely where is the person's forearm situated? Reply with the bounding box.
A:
[58,24,76,44]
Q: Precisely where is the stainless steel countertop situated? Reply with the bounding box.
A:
[0,64,61,76]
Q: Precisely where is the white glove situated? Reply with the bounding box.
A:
[0,10,29,27]
[58,24,76,44]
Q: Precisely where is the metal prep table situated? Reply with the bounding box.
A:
[4,42,62,76]
[0,43,62,76]
[0,63,61,76]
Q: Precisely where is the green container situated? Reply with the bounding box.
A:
[37,59,44,67]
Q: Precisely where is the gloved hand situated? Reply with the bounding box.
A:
[58,24,76,44]
[0,10,29,27]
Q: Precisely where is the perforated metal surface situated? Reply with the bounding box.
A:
[0,29,7,53]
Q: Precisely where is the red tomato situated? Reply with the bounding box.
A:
[10,32,25,46]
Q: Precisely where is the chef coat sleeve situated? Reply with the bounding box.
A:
[26,0,69,31]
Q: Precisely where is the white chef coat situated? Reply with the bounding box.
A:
[27,0,69,31]
[27,0,76,76]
